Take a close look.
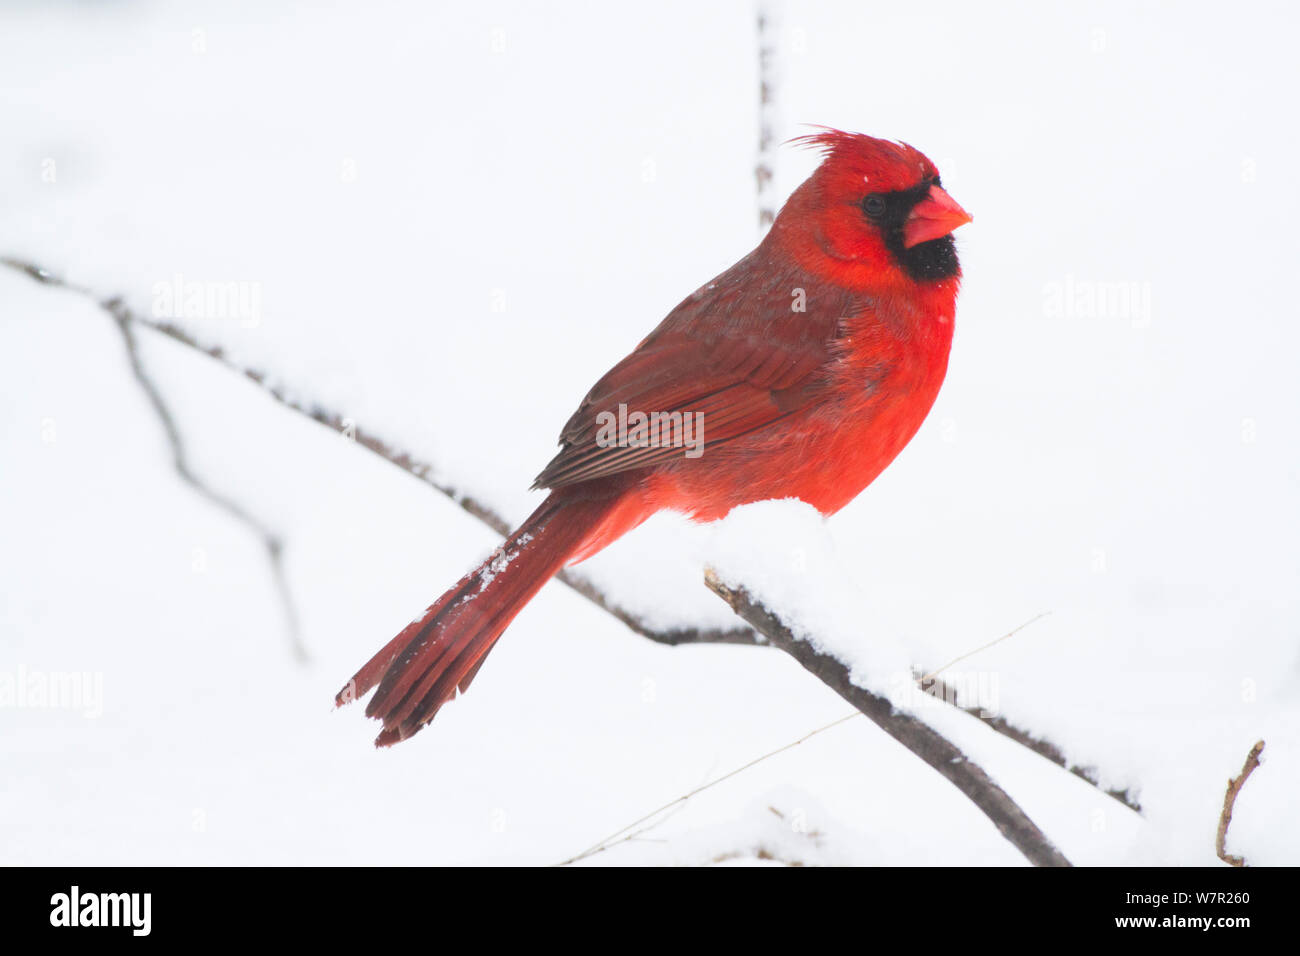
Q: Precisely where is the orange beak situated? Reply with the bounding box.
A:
[902,185,972,249]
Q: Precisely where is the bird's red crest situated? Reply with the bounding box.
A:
[791,127,938,194]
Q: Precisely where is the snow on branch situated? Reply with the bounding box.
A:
[704,570,1073,867]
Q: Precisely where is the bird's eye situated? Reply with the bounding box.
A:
[862,195,886,219]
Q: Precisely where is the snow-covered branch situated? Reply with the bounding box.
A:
[703,570,1072,867]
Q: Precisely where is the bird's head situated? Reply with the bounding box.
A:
[776,128,971,286]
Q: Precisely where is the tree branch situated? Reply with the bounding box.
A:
[754,2,779,233]
[1216,739,1265,867]
[704,569,1073,867]
[6,258,307,662]
[918,673,1139,812]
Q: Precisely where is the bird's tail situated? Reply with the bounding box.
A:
[336,492,617,746]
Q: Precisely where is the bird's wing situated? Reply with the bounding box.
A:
[533,252,860,489]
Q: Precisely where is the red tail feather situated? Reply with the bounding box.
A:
[336,492,616,746]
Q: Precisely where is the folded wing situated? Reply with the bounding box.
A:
[534,250,863,489]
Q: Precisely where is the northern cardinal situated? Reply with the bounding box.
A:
[337,129,971,745]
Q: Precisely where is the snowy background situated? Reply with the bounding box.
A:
[2,0,1297,865]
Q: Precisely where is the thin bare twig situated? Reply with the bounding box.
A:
[6,258,307,662]
[557,712,859,866]
[704,569,1073,867]
[918,612,1050,683]
[755,2,779,232]
[917,671,1140,812]
[1216,739,1265,867]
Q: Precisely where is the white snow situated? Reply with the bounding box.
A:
[2,0,1297,865]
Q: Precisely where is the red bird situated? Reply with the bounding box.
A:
[337,129,971,745]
